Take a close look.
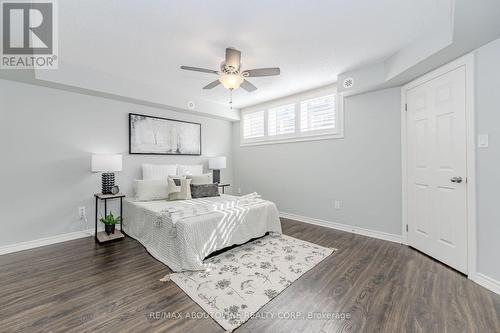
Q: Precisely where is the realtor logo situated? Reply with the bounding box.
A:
[1,0,58,69]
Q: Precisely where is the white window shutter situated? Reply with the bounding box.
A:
[268,104,295,136]
[242,110,265,139]
[241,93,341,145]
[300,95,336,132]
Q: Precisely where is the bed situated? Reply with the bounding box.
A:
[123,194,282,272]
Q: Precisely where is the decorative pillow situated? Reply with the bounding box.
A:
[133,179,169,201]
[190,184,220,199]
[142,164,177,180]
[186,173,213,185]
[166,175,185,194]
[177,164,203,176]
[168,178,192,200]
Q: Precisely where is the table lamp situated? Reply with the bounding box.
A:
[209,156,226,184]
[91,154,122,194]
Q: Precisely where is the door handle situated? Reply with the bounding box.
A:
[450,176,463,183]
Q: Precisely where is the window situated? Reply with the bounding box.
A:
[242,110,265,139]
[300,95,335,133]
[268,104,295,136]
[241,92,342,145]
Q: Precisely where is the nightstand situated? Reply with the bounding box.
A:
[218,183,230,194]
[94,193,125,244]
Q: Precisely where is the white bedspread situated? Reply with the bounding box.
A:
[123,194,282,272]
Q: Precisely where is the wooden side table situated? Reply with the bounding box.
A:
[94,193,125,244]
[218,183,230,194]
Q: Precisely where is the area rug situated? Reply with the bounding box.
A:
[169,233,336,332]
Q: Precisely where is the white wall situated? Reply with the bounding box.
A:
[474,38,500,282]
[232,87,402,236]
[0,80,233,247]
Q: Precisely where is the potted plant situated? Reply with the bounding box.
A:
[99,212,122,235]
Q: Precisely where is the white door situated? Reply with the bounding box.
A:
[406,66,468,274]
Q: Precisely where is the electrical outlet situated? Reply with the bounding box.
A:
[237,188,242,195]
[334,200,341,210]
[78,207,86,220]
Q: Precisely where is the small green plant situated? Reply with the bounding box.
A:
[99,212,122,225]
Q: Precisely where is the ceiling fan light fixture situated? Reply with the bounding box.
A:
[219,73,244,90]
[180,47,281,93]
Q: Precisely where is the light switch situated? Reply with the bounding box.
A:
[478,134,489,148]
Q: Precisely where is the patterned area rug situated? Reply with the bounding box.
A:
[170,233,336,332]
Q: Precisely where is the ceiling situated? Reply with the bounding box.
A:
[34,0,453,112]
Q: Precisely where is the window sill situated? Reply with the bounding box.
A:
[240,132,344,147]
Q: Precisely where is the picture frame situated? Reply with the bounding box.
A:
[129,113,202,155]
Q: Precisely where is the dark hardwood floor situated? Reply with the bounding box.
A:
[1,218,499,333]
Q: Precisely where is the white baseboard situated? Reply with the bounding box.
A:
[0,230,91,256]
[0,225,121,256]
[279,211,402,244]
[473,273,500,295]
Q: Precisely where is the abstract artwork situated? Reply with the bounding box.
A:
[129,113,201,155]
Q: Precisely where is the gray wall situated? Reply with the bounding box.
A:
[474,38,500,282]
[232,87,402,236]
[0,79,233,247]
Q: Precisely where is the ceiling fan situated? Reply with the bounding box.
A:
[180,47,280,92]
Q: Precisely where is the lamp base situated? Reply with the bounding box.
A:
[102,173,115,194]
[212,169,221,184]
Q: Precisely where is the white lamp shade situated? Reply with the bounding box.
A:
[209,156,226,170]
[91,154,122,172]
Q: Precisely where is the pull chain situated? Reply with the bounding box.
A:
[229,89,233,110]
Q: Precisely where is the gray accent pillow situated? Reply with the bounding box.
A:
[190,184,220,199]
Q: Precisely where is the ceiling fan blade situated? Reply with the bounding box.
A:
[225,48,241,70]
[180,66,218,74]
[244,67,281,77]
[240,79,257,92]
[203,80,221,89]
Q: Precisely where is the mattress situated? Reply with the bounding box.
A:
[123,194,282,272]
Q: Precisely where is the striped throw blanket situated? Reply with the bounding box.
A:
[156,192,263,226]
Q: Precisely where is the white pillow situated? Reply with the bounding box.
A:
[186,173,213,185]
[177,164,203,176]
[142,164,177,180]
[133,179,169,201]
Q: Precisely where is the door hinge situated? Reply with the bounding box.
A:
[406,224,408,232]
[405,103,408,111]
